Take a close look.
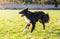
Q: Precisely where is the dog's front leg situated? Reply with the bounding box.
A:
[23,16,31,32]
[23,23,30,32]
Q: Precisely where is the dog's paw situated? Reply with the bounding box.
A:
[23,28,28,32]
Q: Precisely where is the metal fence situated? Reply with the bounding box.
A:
[0,4,60,9]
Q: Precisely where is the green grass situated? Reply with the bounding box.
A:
[0,10,60,39]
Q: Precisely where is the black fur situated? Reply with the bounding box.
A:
[19,8,49,33]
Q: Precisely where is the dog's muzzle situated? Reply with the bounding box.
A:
[19,12,24,17]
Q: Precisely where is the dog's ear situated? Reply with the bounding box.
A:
[24,8,28,11]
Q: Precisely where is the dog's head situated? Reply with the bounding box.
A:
[19,8,28,17]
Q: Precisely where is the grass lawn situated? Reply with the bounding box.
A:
[0,10,60,39]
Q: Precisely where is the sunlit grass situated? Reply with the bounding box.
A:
[0,10,60,39]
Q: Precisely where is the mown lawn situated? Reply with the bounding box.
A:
[0,10,60,39]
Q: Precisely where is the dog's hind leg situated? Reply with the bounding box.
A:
[23,23,30,32]
[31,22,36,33]
[39,20,45,30]
[42,22,45,30]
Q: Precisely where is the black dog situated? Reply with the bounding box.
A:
[19,8,49,33]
